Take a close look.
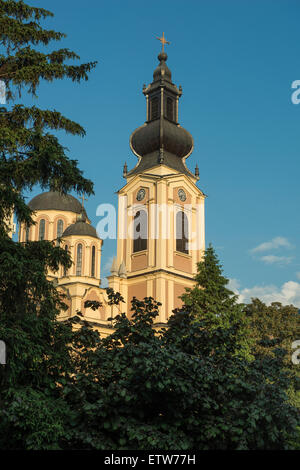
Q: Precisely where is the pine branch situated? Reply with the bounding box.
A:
[0,105,86,136]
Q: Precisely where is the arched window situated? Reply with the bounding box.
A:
[56,219,64,246]
[133,210,148,253]
[57,219,64,238]
[166,97,174,121]
[25,226,30,242]
[76,244,83,276]
[91,246,96,277]
[150,97,159,120]
[63,245,69,277]
[176,211,189,254]
[39,219,45,241]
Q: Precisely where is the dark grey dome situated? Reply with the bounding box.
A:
[28,191,87,216]
[62,221,99,239]
[130,118,193,161]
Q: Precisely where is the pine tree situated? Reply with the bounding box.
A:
[182,245,240,320]
[175,244,251,358]
[0,0,96,235]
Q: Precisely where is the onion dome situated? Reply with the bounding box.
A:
[131,118,193,160]
[128,51,195,178]
[28,191,88,217]
[62,220,99,239]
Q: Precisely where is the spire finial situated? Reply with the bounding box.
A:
[156,32,170,53]
[77,193,88,222]
[110,257,118,276]
[118,261,127,279]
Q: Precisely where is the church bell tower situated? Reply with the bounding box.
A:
[108,36,205,323]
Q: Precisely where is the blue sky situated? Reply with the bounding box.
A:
[16,0,300,306]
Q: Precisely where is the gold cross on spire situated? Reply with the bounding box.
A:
[79,193,88,209]
[156,32,170,52]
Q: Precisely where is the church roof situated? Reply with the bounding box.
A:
[128,150,192,176]
[62,220,99,239]
[28,191,87,216]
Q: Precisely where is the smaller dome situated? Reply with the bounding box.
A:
[28,191,87,217]
[62,221,99,239]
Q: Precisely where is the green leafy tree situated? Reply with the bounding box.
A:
[57,290,299,450]
[245,298,300,360]
[1,255,299,449]
[245,298,300,448]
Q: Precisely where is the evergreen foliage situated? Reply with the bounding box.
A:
[179,244,252,359]
[0,0,95,235]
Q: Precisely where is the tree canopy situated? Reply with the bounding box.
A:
[1,246,299,450]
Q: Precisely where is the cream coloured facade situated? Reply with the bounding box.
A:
[18,49,205,335]
[108,167,205,323]
[5,211,16,239]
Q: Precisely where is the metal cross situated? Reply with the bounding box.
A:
[80,193,88,208]
[156,32,170,52]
